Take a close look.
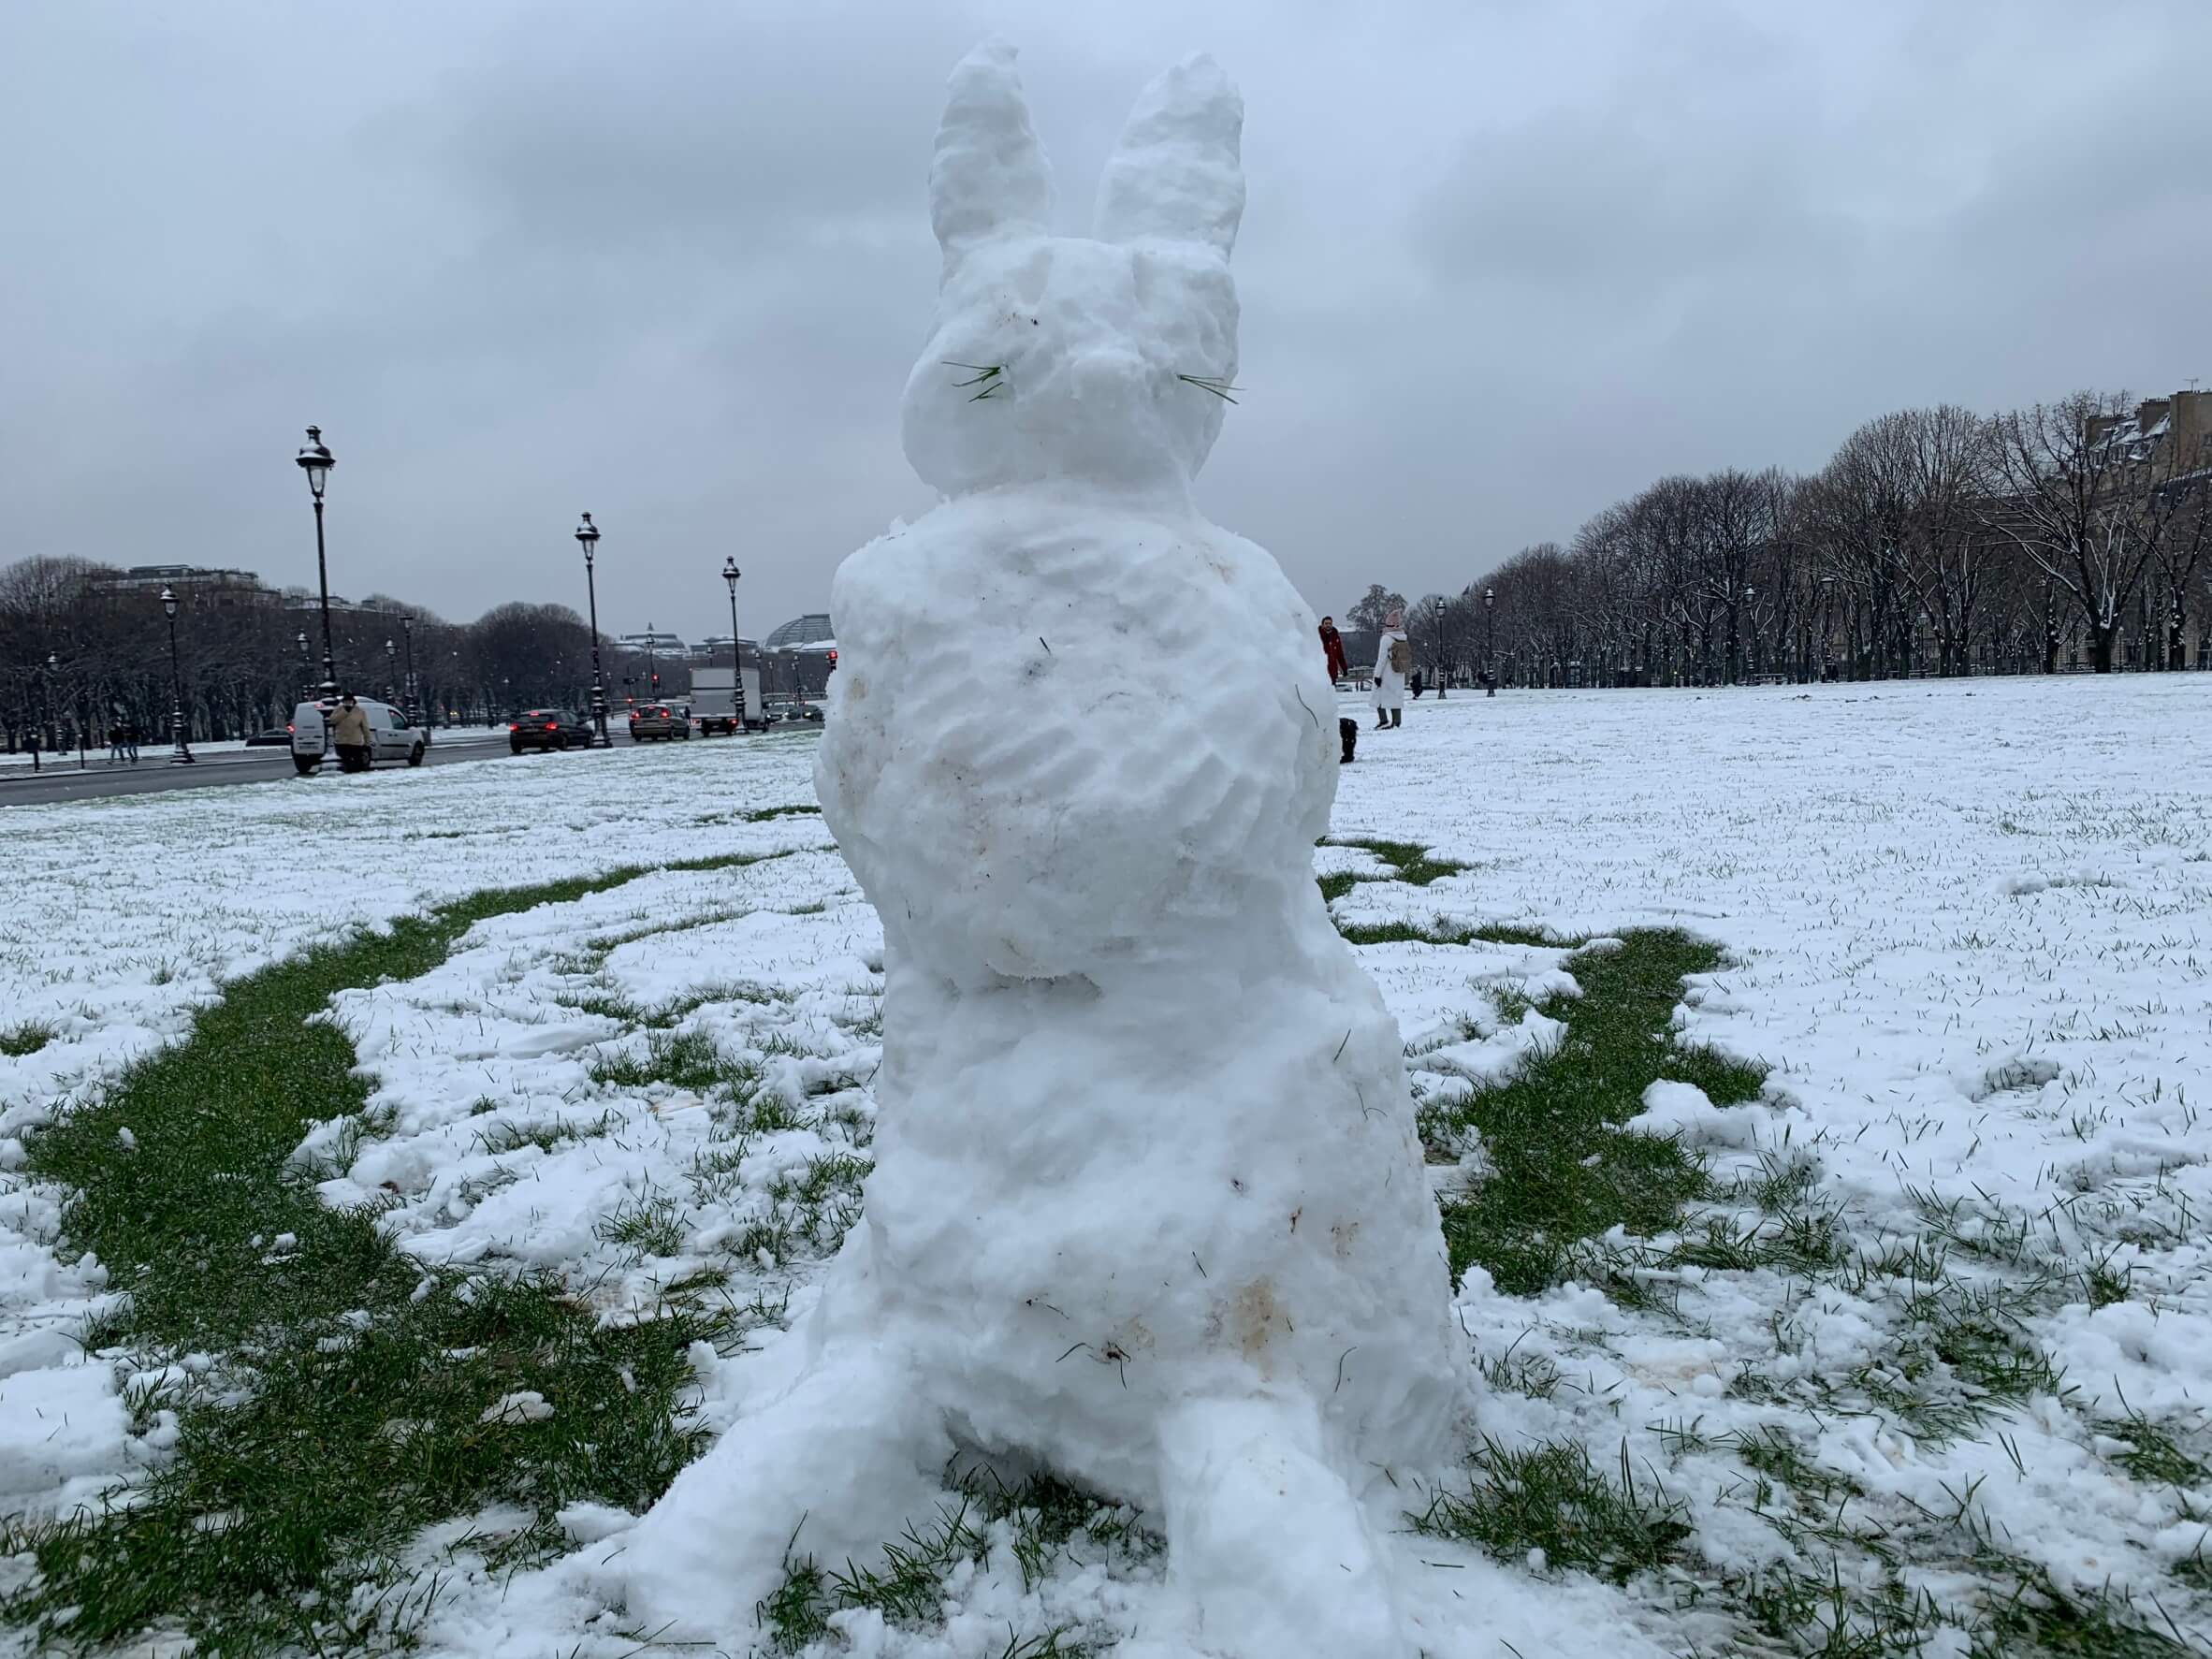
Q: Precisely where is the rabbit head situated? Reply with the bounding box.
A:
[901,43,1244,497]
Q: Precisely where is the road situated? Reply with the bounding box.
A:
[0,730,635,808]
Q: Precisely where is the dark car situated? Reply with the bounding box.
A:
[510,708,594,753]
[244,727,293,748]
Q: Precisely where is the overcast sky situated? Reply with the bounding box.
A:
[7,0,2208,641]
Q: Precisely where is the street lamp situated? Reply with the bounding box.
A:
[645,622,660,700]
[1484,586,1496,697]
[48,653,85,770]
[385,636,397,704]
[400,616,417,722]
[295,426,339,696]
[160,586,194,764]
[721,556,749,733]
[575,513,610,747]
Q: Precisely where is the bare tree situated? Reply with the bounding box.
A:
[1346,583,1407,633]
[1984,391,2163,674]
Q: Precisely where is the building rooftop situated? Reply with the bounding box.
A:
[764,613,834,651]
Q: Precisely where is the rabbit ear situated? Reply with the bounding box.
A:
[1093,54,1244,256]
[930,40,1053,262]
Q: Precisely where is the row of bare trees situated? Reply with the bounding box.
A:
[1399,390,2212,688]
[0,558,680,752]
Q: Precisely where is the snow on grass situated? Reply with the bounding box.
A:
[5,677,2211,1656]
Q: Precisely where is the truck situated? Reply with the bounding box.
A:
[690,666,764,735]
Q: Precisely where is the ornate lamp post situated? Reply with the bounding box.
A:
[400,616,417,722]
[294,427,339,695]
[721,556,749,732]
[160,585,195,764]
[1484,586,1496,697]
[384,637,398,704]
[645,623,660,701]
[48,653,85,770]
[575,514,610,747]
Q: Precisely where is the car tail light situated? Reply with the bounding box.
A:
[509,722,519,731]
[285,722,294,734]
[545,721,557,730]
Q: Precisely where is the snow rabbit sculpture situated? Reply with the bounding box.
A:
[621,43,1465,1655]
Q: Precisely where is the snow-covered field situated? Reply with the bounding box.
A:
[4,677,2209,1656]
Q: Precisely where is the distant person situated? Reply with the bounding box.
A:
[1409,669,1426,700]
[106,722,125,764]
[1318,616,1349,684]
[123,720,139,764]
[331,693,372,773]
[1373,610,1408,729]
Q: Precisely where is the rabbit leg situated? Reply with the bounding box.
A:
[616,1343,949,1641]
[1157,1395,1413,1658]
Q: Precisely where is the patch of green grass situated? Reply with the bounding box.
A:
[0,1019,55,1057]
[743,803,822,822]
[1317,869,1361,904]
[1330,837,1468,885]
[1411,1435,1693,1584]
[7,864,749,1656]
[2093,1412,2209,1490]
[760,1468,1142,1654]
[736,1150,873,1264]
[1727,1425,1862,1510]
[589,1027,740,1094]
[1970,1554,2195,1658]
[1433,929,1766,1294]
[2176,1541,2212,1592]
[597,1190,689,1261]
[1316,836,1469,909]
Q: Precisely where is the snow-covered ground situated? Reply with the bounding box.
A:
[4,677,2209,1656]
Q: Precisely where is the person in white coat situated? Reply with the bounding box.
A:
[1372,611,1408,729]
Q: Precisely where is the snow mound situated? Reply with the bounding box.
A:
[1624,1079,1761,1150]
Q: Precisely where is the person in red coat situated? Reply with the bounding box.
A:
[1317,616,1349,684]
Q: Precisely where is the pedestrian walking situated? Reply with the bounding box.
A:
[124,720,139,764]
[330,692,373,774]
[1409,669,1426,700]
[106,722,125,764]
[1372,611,1408,729]
[1317,616,1349,685]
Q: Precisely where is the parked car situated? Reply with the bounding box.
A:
[509,708,594,753]
[244,727,292,747]
[627,704,691,742]
[288,697,429,775]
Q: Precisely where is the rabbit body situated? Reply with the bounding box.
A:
[812,485,1462,1499]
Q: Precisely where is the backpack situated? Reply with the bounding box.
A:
[1388,637,1412,675]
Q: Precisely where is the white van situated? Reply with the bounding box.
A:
[289,697,429,776]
